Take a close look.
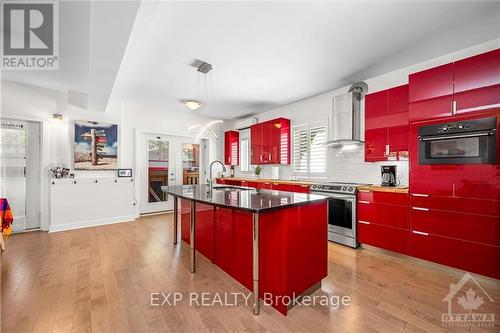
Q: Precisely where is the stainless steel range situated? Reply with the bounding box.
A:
[310,182,370,248]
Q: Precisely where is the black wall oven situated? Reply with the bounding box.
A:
[419,116,497,165]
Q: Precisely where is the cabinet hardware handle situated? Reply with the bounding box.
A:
[358,220,370,225]
[411,193,429,197]
[412,230,429,236]
[452,100,457,115]
[358,200,370,204]
[300,185,308,187]
[358,189,370,193]
[385,144,390,156]
[412,207,429,211]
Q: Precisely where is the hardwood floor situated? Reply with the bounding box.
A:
[1,213,499,332]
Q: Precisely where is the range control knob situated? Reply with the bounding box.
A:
[348,187,354,192]
[458,123,464,129]
[341,186,347,191]
[441,126,449,132]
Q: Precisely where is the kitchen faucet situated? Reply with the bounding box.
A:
[207,160,226,190]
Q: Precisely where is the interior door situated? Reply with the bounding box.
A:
[141,133,175,214]
[140,134,207,214]
[0,119,41,232]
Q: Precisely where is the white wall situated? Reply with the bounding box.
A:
[229,39,500,185]
[1,81,224,230]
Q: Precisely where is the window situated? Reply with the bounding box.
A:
[239,129,250,172]
[292,122,327,177]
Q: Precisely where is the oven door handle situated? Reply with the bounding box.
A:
[419,130,494,142]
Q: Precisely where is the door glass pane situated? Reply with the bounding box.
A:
[182,143,199,185]
[148,140,168,203]
[0,123,27,222]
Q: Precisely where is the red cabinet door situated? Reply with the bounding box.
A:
[271,183,291,192]
[365,90,388,162]
[250,123,262,165]
[260,182,272,190]
[410,207,500,246]
[358,202,409,229]
[410,231,500,279]
[358,222,409,254]
[454,49,500,114]
[387,85,409,156]
[279,118,291,164]
[409,63,454,102]
[409,63,454,122]
[224,131,239,165]
[288,184,310,193]
[261,121,271,164]
[269,120,281,164]
[454,49,500,93]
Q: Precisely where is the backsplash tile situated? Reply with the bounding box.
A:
[233,144,409,186]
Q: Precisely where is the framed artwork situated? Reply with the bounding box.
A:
[117,169,132,177]
[74,121,118,170]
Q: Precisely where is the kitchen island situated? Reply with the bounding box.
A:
[162,184,328,315]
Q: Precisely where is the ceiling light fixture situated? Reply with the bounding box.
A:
[183,60,215,113]
[184,100,201,110]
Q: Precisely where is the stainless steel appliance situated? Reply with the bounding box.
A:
[381,165,397,187]
[310,182,369,248]
[418,116,497,165]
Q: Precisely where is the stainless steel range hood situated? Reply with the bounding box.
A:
[326,81,368,147]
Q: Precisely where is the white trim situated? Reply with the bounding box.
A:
[49,215,136,233]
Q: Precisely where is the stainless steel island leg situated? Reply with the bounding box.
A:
[252,213,260,315]
[173,197,178,245]
[190,201,196,273]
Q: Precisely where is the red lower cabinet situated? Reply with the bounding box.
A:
[410,207,500,247]
[410,231,500,280]
[357,190,409,255]
[271,183,291,192]
[291,184,311,193]
[358,222,409,254]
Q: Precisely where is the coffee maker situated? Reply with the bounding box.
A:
[381,165,397,187]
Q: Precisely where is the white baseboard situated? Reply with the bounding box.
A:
[48,215,136,233]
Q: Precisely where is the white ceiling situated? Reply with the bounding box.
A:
[112,1,500,119]
[2,1,500,118]
[2,0,140,111]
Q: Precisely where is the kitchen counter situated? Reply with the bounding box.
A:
[162,184,328,316]
[357,185,409,194]
[217,177,314,186]
[162,184,327,213]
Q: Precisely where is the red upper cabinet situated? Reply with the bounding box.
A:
[409,63,454,103]
[409,63,454,122]
[454,49,500,113]
[250,123,262,165]
[365,84,409,162]
[454,49,500,93]
[387,85,410,156]
[365,90,388,162]
[250,118,290,165]
[409,49,500,122]
[224,131,239,166]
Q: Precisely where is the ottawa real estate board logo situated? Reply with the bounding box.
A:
[442,273,495,328]
[1,1,59,70]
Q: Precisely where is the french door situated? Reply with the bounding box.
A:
[140,133,206,214]
[0,119,41,232]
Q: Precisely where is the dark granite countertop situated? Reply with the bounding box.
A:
[161,185,329,213]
